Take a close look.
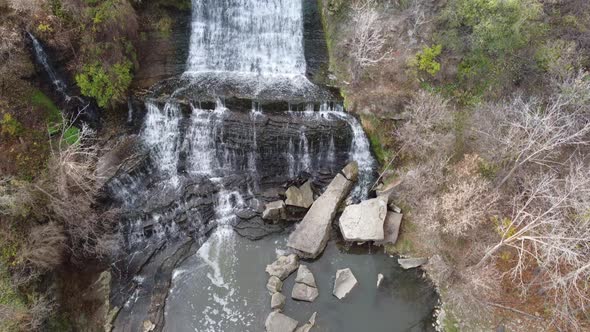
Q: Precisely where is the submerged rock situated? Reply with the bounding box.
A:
[285,181,314,209]
[267,276,283,294]
[375,212,403,246]
[295,312,317,332]
[398,257,428,269]
[288,162,358,258]
[333,268,358,300]
[339,197,387,242]
[263,200,287,221]
[265,311,299,332]
[271,292,286,311]
[266,254,299,280]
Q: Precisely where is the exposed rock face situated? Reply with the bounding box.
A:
[265,311,299,332]
[271,292,286,311]
[375,212,403,246]
[267,276,284,294]
[263,200,287,221]
[266,254,300,280]
[294,312,317,332]
[285,181,314,209]
[339,197,387,242]
[288,162,358,258]
[398,257,428,269]
[333,268,358,300]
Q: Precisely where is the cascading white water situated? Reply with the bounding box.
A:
[186,0,306,76]
[27,32,70,99]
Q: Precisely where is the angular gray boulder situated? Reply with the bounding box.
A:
[288,162,358,258]
[266,254,299,280]
[375,212,403,246]
[339,197,387,242]
[265,311,298,332]
[294,265,316,287]
[267,276,283,294]
[291,283,319,302]
[333,268,358,300]
[263,200,287,221]
[285,181,314,209]
[291,265,318,302]
[271,292,286,311]
[398,257,428,269]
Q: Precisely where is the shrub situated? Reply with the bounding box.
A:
[19,223,66,271]
[439,0,546,91]
[1,113,23,137]
[75,60,133,108]
[409,44,442,76]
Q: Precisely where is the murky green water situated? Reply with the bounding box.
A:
[164,227,437,332]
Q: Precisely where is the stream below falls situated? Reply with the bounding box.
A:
[104,0,439,331]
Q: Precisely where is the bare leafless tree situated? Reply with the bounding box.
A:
[478,161,590,329]
[396,91,455,161]
[348,0,392,81]
[474,95,590,186]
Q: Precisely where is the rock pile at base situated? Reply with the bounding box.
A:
[287,162,358,258]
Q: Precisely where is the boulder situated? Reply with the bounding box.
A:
[266,254,299,280]
[294,265,316,288]
[398,257,428,269]
[288,162,358,258]
[333,268,358,300]
[294,312,317,332]
[263,200,286,221]
[292,283,319,302]
[339,197,387,242]
[267,276,283,294]
[375,212,403,246]
[388,202,402,213]
[265,311,298,332]
[285,181,314,209]
[377,273,384,287]
[341,161,359,182]
[271,292,286,311]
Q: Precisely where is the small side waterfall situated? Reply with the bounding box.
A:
[26,32,99,125]
[27,32,70,100]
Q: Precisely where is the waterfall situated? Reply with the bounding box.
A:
[186,0,306,76]
[27,32,70,100]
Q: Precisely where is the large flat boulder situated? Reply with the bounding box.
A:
[287,162,358,258]
[265,311,298,332]
[375,212,403,246]
[339,197,387,242]
[285,181,314,209]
